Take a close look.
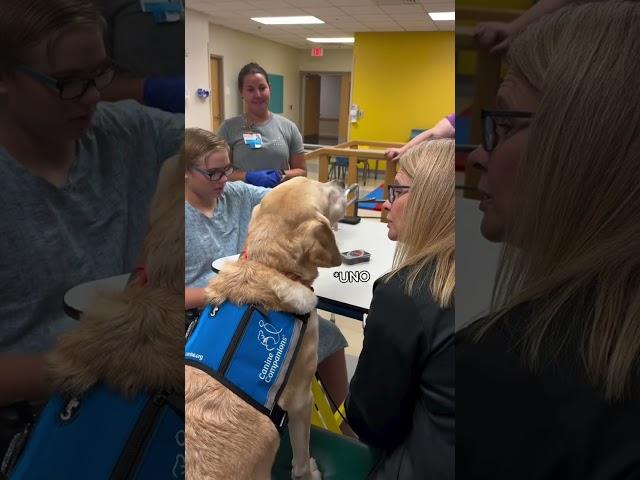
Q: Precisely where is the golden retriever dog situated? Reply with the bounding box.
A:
[185,177,345,480]
[48,154,184,399]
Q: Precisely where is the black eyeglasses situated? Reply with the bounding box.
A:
[191,164,234,181]
[15,62,116,100]
[481,109,533,152]
[387,185,410,204]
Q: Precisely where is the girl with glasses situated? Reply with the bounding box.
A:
[347,139,455,479]
[0,0,183,438]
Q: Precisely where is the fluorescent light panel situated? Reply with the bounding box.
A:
[251,16,324,25]
[428,11,455,21]
[307,37,354,44]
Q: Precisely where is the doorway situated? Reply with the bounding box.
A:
[209,55,224,131]
[301,72,351,146]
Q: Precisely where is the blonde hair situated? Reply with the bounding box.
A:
[386,139,455,308]
[476,1,640,401]
[181,128,229,169]
[0,0,106,74]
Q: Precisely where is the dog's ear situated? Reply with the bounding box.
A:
[297,213,342,267]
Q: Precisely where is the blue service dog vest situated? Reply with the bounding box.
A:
[184,302,308,431]
[2,385,184,479]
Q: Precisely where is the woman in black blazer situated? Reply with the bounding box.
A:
[346,139,455,479]
[458,2,640,478]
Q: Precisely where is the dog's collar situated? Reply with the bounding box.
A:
[240,250,314,291]
[132,266,148,287]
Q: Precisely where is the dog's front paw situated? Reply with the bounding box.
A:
[291,458,322,480]
[308,458,322,480]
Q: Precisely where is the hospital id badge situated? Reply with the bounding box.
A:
[243,133,263,149]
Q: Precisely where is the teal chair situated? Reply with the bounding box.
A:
[410,128,426,139]
[271,426,379,480]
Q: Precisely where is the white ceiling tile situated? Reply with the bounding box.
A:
[205,0,254,9]
[435,20,455,31]
[247,0,292,7]
[421,2,454,12]
[327,0,374,6]
[339,5,385,15]
[299,6,347,18]
[283,0,326,6]
[378,4,426,14]
[392,14,431,25]
[357,15,398,24]
[364,24,404,31]
[404,24,439,32]
[251,7,309,15]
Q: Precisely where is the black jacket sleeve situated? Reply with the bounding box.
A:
[346,274,426,449]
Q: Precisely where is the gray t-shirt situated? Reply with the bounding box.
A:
[217,114,304,172]
[185,181,269,289]
[0,100,184,353]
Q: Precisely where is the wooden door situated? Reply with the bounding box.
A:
[209,55,223,131]
[338,73,351,143]
[303,74,321,144]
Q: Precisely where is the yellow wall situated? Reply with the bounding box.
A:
[350,32,454,144]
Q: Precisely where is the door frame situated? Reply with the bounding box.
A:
[209,54,225,131]
[299,70,352,145]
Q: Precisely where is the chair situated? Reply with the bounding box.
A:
[270,376,379,478]
[271,425,379,480]
[328,156,370,185]
[310,376,346,435]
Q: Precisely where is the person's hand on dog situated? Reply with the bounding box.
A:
[245,170,282,188]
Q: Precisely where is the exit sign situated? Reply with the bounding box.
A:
[311,47,324,57]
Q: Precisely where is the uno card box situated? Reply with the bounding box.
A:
[341,250,371,265]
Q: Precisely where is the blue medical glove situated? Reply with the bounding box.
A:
[143,76,185,113]
[245,170,282,188]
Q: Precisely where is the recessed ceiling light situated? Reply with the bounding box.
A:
[428,11,455,21]
[307,37,355,44]
[251,16,324,25]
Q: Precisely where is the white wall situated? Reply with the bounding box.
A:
[455,197,502,330]
[185,8,212,129]
[320,75,341,119]
[185,18,354,131]
[209,24,301,126]
[297,48,354,73]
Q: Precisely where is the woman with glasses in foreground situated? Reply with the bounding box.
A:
[346,139,455,480]
[458,2,640,478]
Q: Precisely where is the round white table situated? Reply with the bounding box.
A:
[212,220,396,320]
[63,273,131,319]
